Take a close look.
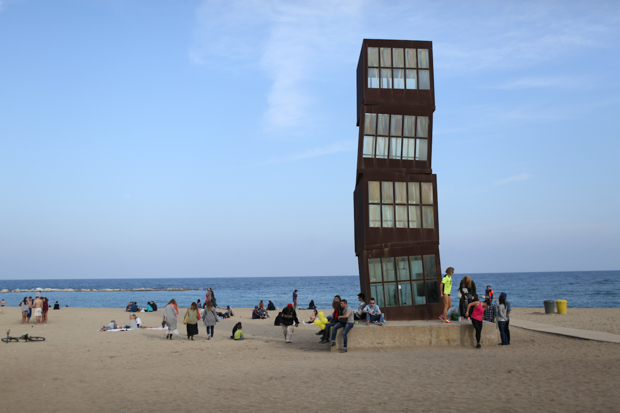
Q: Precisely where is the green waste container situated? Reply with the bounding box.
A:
[544,300,555,314]
[556,300,567,314]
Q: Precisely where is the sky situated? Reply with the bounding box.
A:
[1,0,619,280]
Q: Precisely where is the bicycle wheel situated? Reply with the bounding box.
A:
[27,336,45,342]
[1,337,19,343]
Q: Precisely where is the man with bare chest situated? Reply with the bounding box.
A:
[33,296,44,324]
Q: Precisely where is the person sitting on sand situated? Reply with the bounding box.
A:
[308,300,316,310]
[53,301,60,310]
[150,301,158,311]
[125,314,139,330]
[304,309,318,324]
[146,302,153,312]
[135,315,142,328]
[225,305,235,317]
[465,294,490,349]
[252,306,265,319]
[231,322,244,340]
[126,302,133,312]
[258,301,269,318]
[267,300,276,311]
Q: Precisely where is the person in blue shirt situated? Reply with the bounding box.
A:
[363,298,386,326]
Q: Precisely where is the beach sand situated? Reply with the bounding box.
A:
[1,306,619,412]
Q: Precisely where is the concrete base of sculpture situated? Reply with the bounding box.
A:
[330,320,498,351]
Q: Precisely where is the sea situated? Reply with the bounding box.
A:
[1,271,618,310]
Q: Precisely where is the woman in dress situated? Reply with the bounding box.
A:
[184,302,201,340]
[202,301,218,340]
[163,299,179,340]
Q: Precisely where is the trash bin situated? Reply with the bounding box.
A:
[544,300,555,314]
[556,300,567,314]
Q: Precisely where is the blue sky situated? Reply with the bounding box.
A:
[1,0,619,279]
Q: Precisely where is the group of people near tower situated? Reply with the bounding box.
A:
[440,267,511,348]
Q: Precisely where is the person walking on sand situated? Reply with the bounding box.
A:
[163,299,179,340]
[280,303,299,343]
[32,295,43,324]
[203,301,218,340]
[465,295,490,349]
[292,290,298,309]
[184,302,201,340]
[440,267,454,324]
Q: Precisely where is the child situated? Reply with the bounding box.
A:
[231,322,244,340]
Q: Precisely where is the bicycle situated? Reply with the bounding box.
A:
[2,330,45,343]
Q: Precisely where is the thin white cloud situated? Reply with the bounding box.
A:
[261,140,357,166]
[495,173,533,185]
[494,76,586,90]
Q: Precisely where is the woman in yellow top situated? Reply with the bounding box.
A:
[440,267,454,324]
[184,302,201,340]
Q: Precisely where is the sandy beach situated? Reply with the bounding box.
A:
[1,306,619,412]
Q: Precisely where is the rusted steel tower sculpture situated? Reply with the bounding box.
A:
[354,39,441,320]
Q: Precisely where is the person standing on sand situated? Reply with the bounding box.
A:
[497,295,509,345]
[500,292,511,345]
[33,295,43,324]
[163,299,179,340]
[293,290,298,309]
[20,297,29,324]
[203,301,218,340]
[280,303,299,344]
[42,297,49,324]
[1,298,5,314]
[27,297,33,323]
[440,267,454,324]
[184,302,200,340]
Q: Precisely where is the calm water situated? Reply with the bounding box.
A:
[1,271,618,309]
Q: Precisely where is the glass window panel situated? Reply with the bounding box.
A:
[410,256,424,279]
[408,206,421,228]
[368,258,383,282]
[418,49,429,68]
[382,257,396,281]
[405,48,417,68]
[390,115,402,136]
[368,181,380,203]
[423,255,437,279]
[389,137,402,159]
[395,205,408,228]
[416,139,428,161]
[421,182,433,204]
[393,48,404,67]
[368,68,379,88]
[369,205,381,228]
[402,138,415,160]
[403,115,415,137]
[376,137,388,159]
[396,257,410,280]
[405,69,417,89]
[419,70,430,90]
[408,182,420,204]
[394,182,407,204]
[398,282,413,306]
[364,113,377,134]
[426,280,440,304]
[377,114,390,135]
[362,136,375,158]
[382,205,394,228]
[413,281,427,305]
[385,282,398,307]
[368,47,379,67]
[380,69,392,89]
[417,116,428,138]
[371,283,385,308]
[422,206,434,228]
[381,181,394,204]
[380,48,391,67]
[393,69,405,89]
